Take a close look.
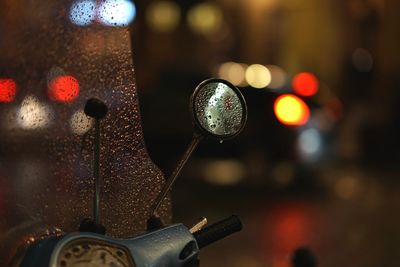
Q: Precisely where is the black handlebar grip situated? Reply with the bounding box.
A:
[193,215,242,249]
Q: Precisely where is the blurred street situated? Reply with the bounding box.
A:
[172,167,400,267]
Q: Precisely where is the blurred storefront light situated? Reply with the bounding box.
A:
[352,48,373,72]
[0,79,17,103]
[70,109,94,135]
[187,3,223,35]
[273,94,310,126]
[17,95,53,130]
[245,64,272,89]
[218,62,248,87]
[146,1,181,33]
[292,72,319,97]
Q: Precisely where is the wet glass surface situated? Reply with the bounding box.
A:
[0,1,170,259]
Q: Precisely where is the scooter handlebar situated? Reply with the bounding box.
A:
[193,215,242,249]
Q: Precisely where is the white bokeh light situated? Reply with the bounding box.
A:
[218,62,248,87]
[245,64,272,89]
[298,128,322,157]
[98,0,136,27]
[69,0,96,26]
[18,95,53,130]
[70,109,95,135]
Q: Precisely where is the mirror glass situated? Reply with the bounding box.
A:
[193,80,246,138]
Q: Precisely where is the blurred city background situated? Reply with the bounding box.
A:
[130,0,399,266]
[1,0,399,266]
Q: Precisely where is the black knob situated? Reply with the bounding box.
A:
[84,98,108,119]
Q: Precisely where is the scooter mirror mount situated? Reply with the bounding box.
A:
[148,79,247,223]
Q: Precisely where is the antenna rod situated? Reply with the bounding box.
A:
[93,119,101,224]
[85,98,108,225]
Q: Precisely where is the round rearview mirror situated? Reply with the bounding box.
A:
[191,78,247,139]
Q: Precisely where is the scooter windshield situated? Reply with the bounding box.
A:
[0,0,170,261]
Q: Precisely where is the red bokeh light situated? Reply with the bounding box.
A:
[0,79,17,103]
[48,75,80,102]
[292,72,319,97]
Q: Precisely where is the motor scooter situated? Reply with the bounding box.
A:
[13,78,247,267]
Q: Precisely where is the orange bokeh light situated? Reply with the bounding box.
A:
[274,94,310,126]
[48,75,80,102]
[0,79,17,103]
[292,72,319,97]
